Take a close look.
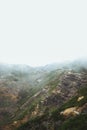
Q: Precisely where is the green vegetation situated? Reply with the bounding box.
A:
[60,114,87,130]
[60,86,87,110]
[0,62,87,130]
[17,86,87,130]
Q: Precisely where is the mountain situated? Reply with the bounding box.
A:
[0,60,87,130]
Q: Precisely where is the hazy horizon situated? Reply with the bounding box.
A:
[0,1,87,67]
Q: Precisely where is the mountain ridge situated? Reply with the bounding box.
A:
[0,60,87,130]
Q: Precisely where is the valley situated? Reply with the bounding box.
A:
[0,61,87,130]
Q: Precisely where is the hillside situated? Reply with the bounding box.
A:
[17,87,87,130]
[0,61,87,130]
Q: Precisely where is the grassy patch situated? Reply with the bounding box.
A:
[60,114,87,130]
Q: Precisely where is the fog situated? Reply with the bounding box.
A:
[0,0,87,66]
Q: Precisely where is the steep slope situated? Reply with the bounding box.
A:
[0,64,50,127]
[15,69,87,130]
[16,86,87,130]
[0,61,87,130]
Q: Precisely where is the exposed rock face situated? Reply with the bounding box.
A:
[40,71,87,110]
[60,107,78,116]
[77,96,84,101]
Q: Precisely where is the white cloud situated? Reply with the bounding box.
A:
[0,0,87,66]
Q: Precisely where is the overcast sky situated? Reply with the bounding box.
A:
[0,0,87,66]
